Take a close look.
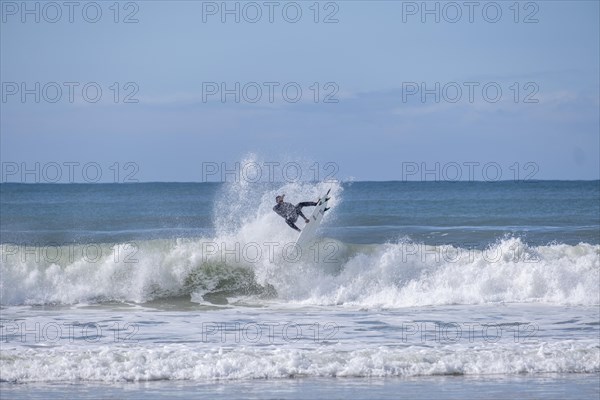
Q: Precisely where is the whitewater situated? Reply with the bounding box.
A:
[1,179,599,398]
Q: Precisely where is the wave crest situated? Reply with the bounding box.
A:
[1,237,598,307]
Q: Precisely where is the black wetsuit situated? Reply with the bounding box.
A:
[273,201,318,232]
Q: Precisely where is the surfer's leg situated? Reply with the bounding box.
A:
[296,202,318,208]
[296,210,308,221]
[295,202,317,222]
[285,219,301,232]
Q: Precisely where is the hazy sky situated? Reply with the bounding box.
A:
[1,0,599,182]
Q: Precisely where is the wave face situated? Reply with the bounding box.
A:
[2,237,598,307]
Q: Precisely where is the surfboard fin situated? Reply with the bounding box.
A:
[318,197,331,206]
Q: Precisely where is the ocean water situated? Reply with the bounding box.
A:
[1,181,599,398]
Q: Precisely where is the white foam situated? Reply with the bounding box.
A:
[282,238,600,308]
[2,236,598,307]
[2,341,598,382]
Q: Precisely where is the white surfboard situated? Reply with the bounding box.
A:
[295,188,331,247]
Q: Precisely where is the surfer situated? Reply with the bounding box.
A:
[273,195,318,232]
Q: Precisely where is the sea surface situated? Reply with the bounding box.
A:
[1,180,599,399]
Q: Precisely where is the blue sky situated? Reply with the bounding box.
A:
[1,0,599,182]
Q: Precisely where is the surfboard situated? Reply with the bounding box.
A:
[295,188,331,247]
